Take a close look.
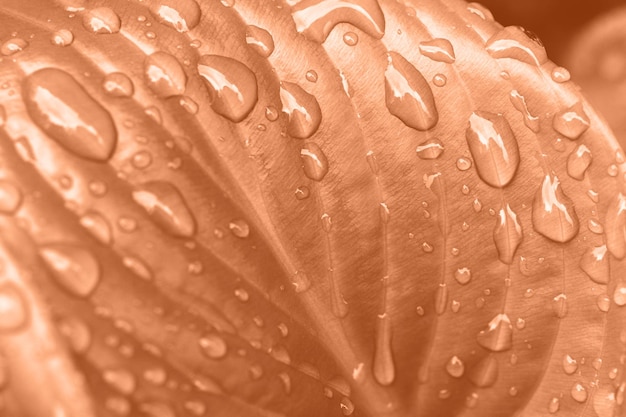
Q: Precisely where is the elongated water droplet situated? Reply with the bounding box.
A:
[469,355,499,387]
[0,283,28,331]
[548,397,560,413]
[149,0,201,32]
[493,203,523,264]
[245,25,275,58]
[373,313,395,386]
[1,38,28,56]
[415,138,444,159]
[571,382,588,403]
[83,7,121,34]
[0,181,22,214]
[435,283,448,315]
[532,173,579,243]
[509,90,539,132]
[385,52,438,131]
[552,293,568,318]
[553,102,590,140]
[280,81,322,139]
[144,52,187,98]
[51,29,74,46]
[580,245,609,284]
[446,355,465,377]
[229,219,250,238]
[199,334,227,359]
[40,244,100,297]
[466,111,520,188]
[103,72,134,97]
[197,55,258,122]
[80,211,113,245]
[419,38,455,63]
[290,0,385,43]
[132,181,196,238]
[606,193,626,259]
[23,68,117,161]
[477,313,513,352]
[566,144,592,180]
[485,26,547,65]
[301,142,329,181]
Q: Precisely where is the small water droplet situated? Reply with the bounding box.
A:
[433,73,447,87]
[416,306,425,316]
[343,31,359,46]
[548,397,560,413]
[465,111,520,188]
[103,368,136,395]
[295,185,310,200]
[597,294,611,312]
[566,144,592,180]
[57,316,91,353]
[132,181,196,238]
[608,164,619,177]
[446,355,465,377]
[103,72,134,97]
[23,68,117,161]
[1,38,28,56]
[571,382,588,403]
[466,392,479,408]
[300,142,329,181]
[552,293,568,318]
[614,283,626,306]
[280,81,322,139]
[131,150,153,170]
[79,211,112,245]
[422,242,433,253]
[553,102,590,140]
[454,267,471,285]
[197,55,258,122]
[532,173,579,243]
[122,256,152,280]
[551,66,571,83]
[456,157,472,171]
[149,0,201,32]
[144,52,187,98]
[51,29,74,46]
[0,283,28,331]
[477,313,513,352]
[306,70,318,83]
[485,26,547,65]
[493,203,523,264]
[385,52,438,131]
[40,244,100,297]
[563,354,578,374]
[419,38,455,63]
[83,7,121,34]
[473,198,482,212]
[228,219,250,238]
[593,387,616,417]
[469,355,499,387]
[234,287,249,302]
[246,25,275,57]
[199,334,227,359]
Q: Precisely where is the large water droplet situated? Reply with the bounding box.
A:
[1,38,28,56]
[144,52,187,98]
[477,313,513,352]
[580,245,609,284]
[245,25,275,58]
[373,313,395,386]
[485,26,547,65]
[532,173,579,243]
[415,138,444,159]
[509,90,539,132]
[149,0,201,32]
[197,55,258,122]
[290,0,385,43]
[469,355,499,387]
[571,382,588,403]
[79,211,113,245]
[280,81,322,139]
[39,244,100,298]
[465,111,520,188]
[566,144,592,180]
[0,283,29,331]
[493,203,523,264]
[384,52,438,131]
[418,38,455,63]
[23,68,117,161]
[552,102,590,140]
[606,193,626,259]
[132,181,196,238]
[300,142,329,181]
[199,334,227,359]
[82,7,121,34]
[103,72,134,98]
[446,355,465,378]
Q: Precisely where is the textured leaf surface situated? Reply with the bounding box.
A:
[0,1,625,416]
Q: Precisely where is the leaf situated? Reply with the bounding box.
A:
[0,0,625,416]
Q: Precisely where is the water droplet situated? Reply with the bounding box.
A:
[593,388,616,417]
[246,25,275,57]
[199,334,227,359]
[422,242,433,253]
[102,72,134,98]
[580,245,609,284]
[0,181,22,214]
[432,73,447,87]
[614,283,626,306]
[373,313,395,386]
[473,198,482,212]
[385,52,438,131]
[552,102,590,140]
[509,90,539,132]
[571,382,588,403]
[466,392,479,408]
[563,354,577,374]
[343,31,359,46]
[485,26,547,65]
[23,68,117,161]
[446,355,465,377]
[83,7,121,34]
[607,193,626,259]
[51,29,74,46]
[566,144,592,181]
[295,185,310,200]
[228,219,250,238]
[131,150,153,170]
[597,294,611,312]
[290,0,385,43]
[149,0,201,32]
[1,38,28,56]
[280,81,322,139]
[234,287,249,302]
[515,317,526,329]
[477,313,513,352]
[435,283,448,315]
[469,355,499,387]
[306,70,318,83]
[103,368,136,395]
[340,396,355,416]
[493,203,523,264]
[197,55,258,122]
[40,244,100,297]
[467,2,494,20]
[532,173,579,243]
[120,256,151,281]
[456,157,472,171]
[465,111,520,188]
[548,397,560,413]
[608,164,619,177]
[552,293,568,318]
[144,52,187,98]
[415,138,444,159]
[300,142,329,181]
[419,38,455,63]
[58,316,91,353]
[117,216,137,233]
[79,211,112,245]
[454,267,471,285]
[0,283,28,331]
[132,181,196,238]
[551,66,571,83]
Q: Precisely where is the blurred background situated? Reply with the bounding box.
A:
[480,0,626,145]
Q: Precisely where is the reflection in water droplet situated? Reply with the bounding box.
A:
[103,72,134,98]
[199,334,227,359]
[580,245,609,284]
[83,7,121,34]
[419,38,455,63]
[532,173,579,243]
[197,55,258,122]
[385,52,438,131]
[477,313,513,352]
[446,355,465,377]
[301,142,329,181]
[144,52,187,98]
[40,244,100,297]
[149,0,201,32]
[493,203,523,264]
[246,25,275,57]
[485,26,547,65]
[23,68,118,161]
[132,181,196,238]
[465,111,519,188]
[51,29,74,46]
[553,102,590,140]
[1,38,28,56]
[415,138,444,159]
[469,355,498,387]
[280,82,322,139]
[571,382,588,403]
[0,283,29,331]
